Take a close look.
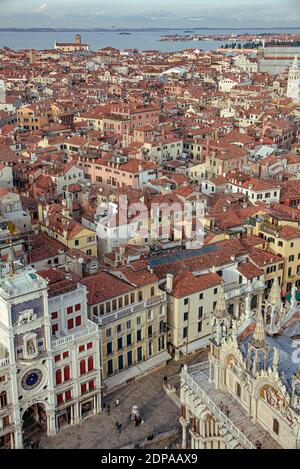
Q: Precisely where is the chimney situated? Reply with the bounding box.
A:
[166,273,174,293]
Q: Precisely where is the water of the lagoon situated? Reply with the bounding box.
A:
[1,28,300,52]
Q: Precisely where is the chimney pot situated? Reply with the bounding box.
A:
[166,273,174,293]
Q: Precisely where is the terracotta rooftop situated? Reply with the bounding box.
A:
[80,271,135,305]
[171,271,223,298]
[237,261,263,279]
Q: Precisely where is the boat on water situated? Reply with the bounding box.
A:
[119,32,131,35]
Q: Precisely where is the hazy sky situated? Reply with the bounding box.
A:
[0,0,300,28]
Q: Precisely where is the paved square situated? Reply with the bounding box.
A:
[41,351,207,449]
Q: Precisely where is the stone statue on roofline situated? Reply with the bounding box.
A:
[273,346,279,372]
[264,277,288,336]
[291,283,298,309]
[212,284,230,346]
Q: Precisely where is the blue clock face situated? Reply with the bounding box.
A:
[26,373,39,386]
[21,369,43,390]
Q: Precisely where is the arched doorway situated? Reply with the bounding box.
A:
[22,403,47,442]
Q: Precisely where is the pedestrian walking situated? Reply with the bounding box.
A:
[30,440,35,449]
[224,406,230,417]
[107,404,110,415]
[115,397,120,407]
[255,440,262,449]
[115,421,122,434]
[219,401,224,411]
[34,440,40,449]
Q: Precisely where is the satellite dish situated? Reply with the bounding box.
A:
[78,257,84,264]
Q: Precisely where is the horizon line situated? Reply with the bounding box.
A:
[0,27,300,32]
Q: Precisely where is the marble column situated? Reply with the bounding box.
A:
[180,417,189,449]
[209,361,213,383]
[14,429,23,449]
[47,410,57,436]
[74,402,80,424]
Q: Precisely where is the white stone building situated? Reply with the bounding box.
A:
[0,189,32,233]
[179,282,300,449]
[0,250,101,449]
[0,165,13,190]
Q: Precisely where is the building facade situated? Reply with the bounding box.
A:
[179,284,300,449]
[81,269,170,392]
[0,251,101,449]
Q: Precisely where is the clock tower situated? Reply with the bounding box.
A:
[0,247,56,448]
[0,79,5,104]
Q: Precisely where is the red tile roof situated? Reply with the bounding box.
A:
[80,271,135,305]
[171,271,223,298]
[237,261,263,279]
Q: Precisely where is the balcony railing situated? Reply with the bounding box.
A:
[224,279,264,300]
[0,278,46,299]
[181,367,255,449]
[147,293,167,307]
[0,357,10,368]
[52,322,98,348]
[92,294,166,327]
[259,222,279,237]
[48,285,86,304]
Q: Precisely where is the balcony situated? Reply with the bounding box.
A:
[259,222,279,237]
[224,282,248,300]
[92,293,167,327]
[224,279,264,300]
[52,322,98,349]
[48,285,86,304]
[0,357,9,368]
[0,275,46,300]
[147,293,167,307]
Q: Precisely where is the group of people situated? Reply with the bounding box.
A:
[105,397,123,435]
[104,397,120,416]
[219,401,230,417]
[132,414,144,427]
[104,396,145,436]
[255,440,262,449]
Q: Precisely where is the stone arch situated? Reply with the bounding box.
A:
[252,377,283,401]
[200,410,221,439]
[252,378,293,427]
[20,399,51,420]
[21,400,51,439]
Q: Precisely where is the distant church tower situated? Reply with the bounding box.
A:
[287,56,300,102]
[0,79,5,104]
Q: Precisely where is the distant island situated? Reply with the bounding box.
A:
[0,27,300,32]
